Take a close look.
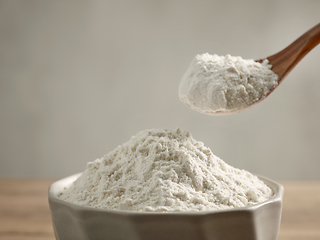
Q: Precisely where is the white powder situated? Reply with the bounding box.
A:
[179,54,279,114]
[60,128,273,212]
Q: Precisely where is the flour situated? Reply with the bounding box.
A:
[59,128,273,212]
[179,53,279,114]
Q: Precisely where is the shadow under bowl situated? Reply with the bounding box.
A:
[49,173,283,240]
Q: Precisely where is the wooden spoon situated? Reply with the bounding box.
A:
[256,22,320,99]
[181,23,320,116]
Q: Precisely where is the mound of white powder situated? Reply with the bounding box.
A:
[179,54,278,114]
[60,128,273,212]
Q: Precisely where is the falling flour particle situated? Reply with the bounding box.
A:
[179,53,279,114]
[59,128,273,212]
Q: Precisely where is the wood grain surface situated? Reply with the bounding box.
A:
[0,180,319,240]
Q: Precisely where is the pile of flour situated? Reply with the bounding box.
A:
[60,128,273,212]
[179,54,279,114]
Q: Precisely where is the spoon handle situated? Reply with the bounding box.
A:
[268,23,320,81]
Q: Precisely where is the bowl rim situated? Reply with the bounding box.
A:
[48,172,284,216]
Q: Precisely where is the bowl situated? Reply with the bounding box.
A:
[49,173,283,240]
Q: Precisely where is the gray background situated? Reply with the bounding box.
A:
[1,0,320,180]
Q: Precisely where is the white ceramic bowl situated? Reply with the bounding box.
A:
[49,173,283,240]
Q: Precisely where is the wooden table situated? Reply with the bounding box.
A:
[0,180,319,240]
